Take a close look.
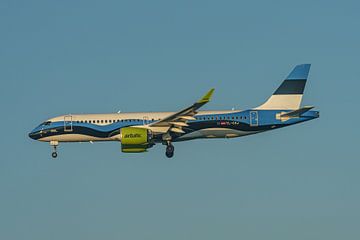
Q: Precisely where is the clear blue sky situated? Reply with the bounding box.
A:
[1,0,359,239]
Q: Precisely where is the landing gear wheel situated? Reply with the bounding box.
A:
[165,144,174,158]
[166,151,174,158]
[50,141,59,159]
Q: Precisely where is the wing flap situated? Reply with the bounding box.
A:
[170,127,185,133]
[169,122,189,127]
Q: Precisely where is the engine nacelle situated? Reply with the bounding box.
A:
[120,127,153,153]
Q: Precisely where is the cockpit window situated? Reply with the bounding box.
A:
[37,121,51,128]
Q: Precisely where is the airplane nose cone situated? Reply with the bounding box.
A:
[28,129,39,140]
[28,131,36,139]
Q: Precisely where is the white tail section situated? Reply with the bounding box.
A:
[256,64,311,110]
[257,94,303,110]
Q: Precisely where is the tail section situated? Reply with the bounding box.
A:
[256,64,311,110]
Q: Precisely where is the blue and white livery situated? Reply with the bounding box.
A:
[29,64,319,158]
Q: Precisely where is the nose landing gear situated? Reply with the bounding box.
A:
[165,142,174,158]
[50,141,59,159]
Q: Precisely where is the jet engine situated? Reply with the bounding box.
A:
[120,127,153,153]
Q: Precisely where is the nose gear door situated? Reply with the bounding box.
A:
[64,115,73,132]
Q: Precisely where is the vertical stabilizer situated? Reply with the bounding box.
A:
[256,64,311,110]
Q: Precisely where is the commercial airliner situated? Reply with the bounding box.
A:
[29,64,319,158]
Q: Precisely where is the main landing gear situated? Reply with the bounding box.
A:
[165,142,174,158]
[50,141,59,159]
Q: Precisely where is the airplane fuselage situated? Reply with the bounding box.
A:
[29,109,319,143]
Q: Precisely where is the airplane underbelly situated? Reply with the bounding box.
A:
[176,128,258,141]
[39,134,116,142]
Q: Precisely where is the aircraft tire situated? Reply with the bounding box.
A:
[166,144,174,158]
[166,151,174,158]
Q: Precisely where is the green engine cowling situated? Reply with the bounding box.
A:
[120,127,153,153]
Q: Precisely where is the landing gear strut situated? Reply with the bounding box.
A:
[50,141,59,159]
[165,142,174,158]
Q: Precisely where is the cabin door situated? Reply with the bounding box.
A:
[64,115,73,132]
[249,111,258,127]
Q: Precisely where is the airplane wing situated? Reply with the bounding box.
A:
[148,88,215,133]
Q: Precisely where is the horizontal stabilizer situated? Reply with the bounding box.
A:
[280,106,314,118]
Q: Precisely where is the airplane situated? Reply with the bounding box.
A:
[29,64,319,158]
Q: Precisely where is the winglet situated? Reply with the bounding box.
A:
[197,88,215,104]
